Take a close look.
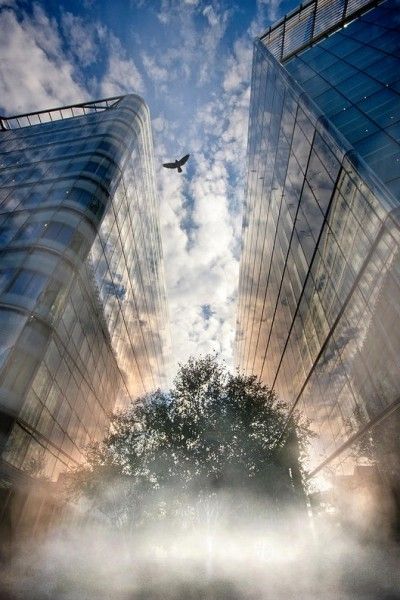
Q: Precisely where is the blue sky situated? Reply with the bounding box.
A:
[0,0,297,372]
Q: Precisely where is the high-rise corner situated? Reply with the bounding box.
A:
[0,95,170,539]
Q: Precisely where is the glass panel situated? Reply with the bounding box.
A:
[6,270,47,299]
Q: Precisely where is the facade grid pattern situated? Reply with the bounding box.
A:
[259,0,381,62]
[236,27,400,494]
[285,0,400,196]
[0,95,170,484]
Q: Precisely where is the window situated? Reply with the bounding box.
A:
[325,36,362,59]
[66,188,92,206]
[344,45,382,70]
[0,225,17,246]
[0,268,15,293]
[314,88,351,118]
[320,60,357,87]
[37,278,62,310]
[0,347,39,396]
[302,47,336,71]
[361,88,400,128]
[346,21,385,44]
[330,107,378,144]
[285,57,315,81]
[6,269,47,299]
[23,190,46,207]
[353,130,396,159]
[371,30,400,56]
[68,188,105,218]
[14,222,44,243]
[302,74,330,97]
[1,189,28,211]
[367,56,400,86]
[69,230,88,258]
[42,222,74,246]
[0,309,26,368]
[339,73,380,104]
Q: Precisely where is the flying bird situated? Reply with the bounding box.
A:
[163,154,190,173]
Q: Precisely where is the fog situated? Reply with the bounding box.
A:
[1,491,399,600]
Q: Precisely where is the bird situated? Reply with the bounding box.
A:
[163,153,190,173]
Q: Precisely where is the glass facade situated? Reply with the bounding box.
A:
[285,0,400,196]
[0,95,170,489]
[237,0,400,533]
[259,0,378,63]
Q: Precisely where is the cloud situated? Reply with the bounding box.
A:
[198,6,230,85]
[152,116,167,133]
[223,38,252,93]
[100,33,145,97]
[258,0,282,23]
[202,5,219,27]
[153,0,230,86]
[0,5,87,114]
[155,20,253,369]
[139,0,258,372]
[142,52,169,83]
[250,0,283,37]
[61,12,105,67]
[156,0,172,24]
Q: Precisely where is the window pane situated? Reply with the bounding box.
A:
[14,222,44,242]
[0,309,26,368]
[7,270,47,299]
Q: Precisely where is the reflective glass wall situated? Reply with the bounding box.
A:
[236,38,400,532]
[285,0,400,197]
[0,96,170,487]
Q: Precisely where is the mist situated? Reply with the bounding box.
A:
[1,489,399,600]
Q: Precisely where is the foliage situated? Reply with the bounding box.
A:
[70,355,310,528]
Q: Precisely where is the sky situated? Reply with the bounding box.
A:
[0,0,298,373]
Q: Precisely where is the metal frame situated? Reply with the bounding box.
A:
[0,96,124,132]
[259,0,384,63]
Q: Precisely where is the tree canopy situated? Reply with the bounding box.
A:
[70,356,309,528]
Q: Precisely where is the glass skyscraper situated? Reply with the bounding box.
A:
[236,0,400,532]
[0,95,170,536]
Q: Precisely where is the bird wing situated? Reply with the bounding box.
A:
[163,162,176,169]
[178,154,190,166]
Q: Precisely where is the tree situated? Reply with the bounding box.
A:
[70,355,310,530]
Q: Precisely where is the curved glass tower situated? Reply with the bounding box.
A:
[0,96,170,524]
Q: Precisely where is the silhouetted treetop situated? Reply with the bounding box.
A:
[71,355,310,527]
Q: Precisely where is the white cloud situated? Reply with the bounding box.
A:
[133,1,257,372]
[259,0,282,23]
[0,4,146,114]
[250,0,282,37]
[198,6,230,85]
[100,34,145,97]
[152,116,167,133]
[156,0,172,24]
[223,38,252,92]
[142,52,169,83]
[156,35,252,369]
[153,1,230,86]
[0,6,87,114]
[61,12,104,67]
[202,5,219,27]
